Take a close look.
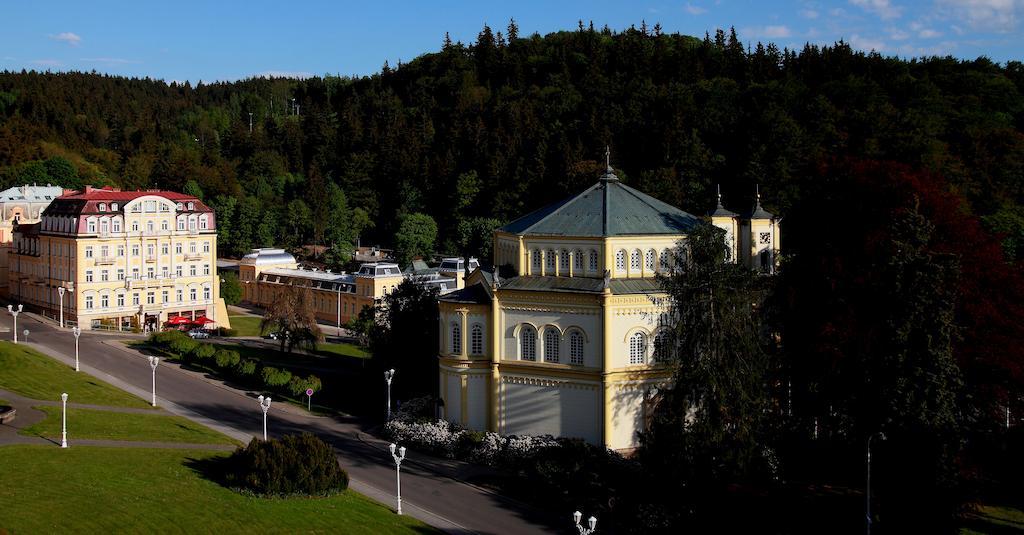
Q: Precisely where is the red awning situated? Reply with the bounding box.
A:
[165,316,191,325]
[192,316,215,325]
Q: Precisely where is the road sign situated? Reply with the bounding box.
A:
[306,388,313,411]
[305,388,314,396]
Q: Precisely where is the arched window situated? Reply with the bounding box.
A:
[653,333,669,362]
[629,332,647,365]
[98,203,106,212]
[615,250,626,272]
[559,250,570,271]
[470,324,484,355]
[187,202,195,211]
[450,323,461,354]
[532,250,541,270]
[630,250,642,271]
[111,203,118,211]
[573,249,584,270]
[99,218,109,234]
[544,328,560,363]
[112,217,121,233]
[659,249,670,271]
[589,250,599,272]
[520,325,536,361]
[645,249,656,271]
[569,331,584,365]
[545,250,556,271]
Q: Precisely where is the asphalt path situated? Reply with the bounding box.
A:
[0,311,560,535]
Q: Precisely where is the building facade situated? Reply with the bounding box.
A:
[9,186,230,330]
[238,247,475,327]
[438,167,780,451]
[0,184,66,297]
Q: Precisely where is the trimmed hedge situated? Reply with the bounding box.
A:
[287,374,322,397]
[190,343,216,361]
[223,433,348,496]
[236,358,257,376]
[261,366,292,387]
[214,349,241,369]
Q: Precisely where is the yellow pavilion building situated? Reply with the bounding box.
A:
[438,165,780,451]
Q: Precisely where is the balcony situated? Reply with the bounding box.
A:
[184,253,203,261]
[144,256,157,263]
[94,256,116,265]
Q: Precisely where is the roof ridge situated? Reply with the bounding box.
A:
[614,180,695,217]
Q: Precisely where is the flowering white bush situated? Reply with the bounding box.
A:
[384,398,563,465]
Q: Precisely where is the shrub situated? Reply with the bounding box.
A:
[190,343,216,361]
[287,374,323,397]
[149,330,189,349]
[168,335,199,357]
[214,349,241,369]
[223,433,348,496]
[261,366,292,387]
[217,327,238,337]
[236,359,258,376]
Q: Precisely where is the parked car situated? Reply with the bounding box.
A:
[188,329,210,339]
[265,331,290,340]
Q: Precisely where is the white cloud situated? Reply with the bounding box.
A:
[49,32,82,46]
[684,2,707,15]
[937,0,1022,33]
[888,27,911,39]
[850,33,887,50]
[918,28,943,38]
[80,57,141,65]
[31,59,64,68]
[744,25,793,38]
[800,8,820,18]
[849,0,903,20]
[253,70,314,79]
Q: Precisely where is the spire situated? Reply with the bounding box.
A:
[717,184,723,206]
[747,183,774,219]
[709,183,737,217]
[600,146,619,182]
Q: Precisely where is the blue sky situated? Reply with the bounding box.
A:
[1,1,1020,82]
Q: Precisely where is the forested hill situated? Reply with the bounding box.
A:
[0,24,1022,260]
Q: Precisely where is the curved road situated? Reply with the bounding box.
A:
[1,311,559,534]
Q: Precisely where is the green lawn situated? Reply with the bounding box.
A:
[961,504,1024,534]
[0,445,435,533]
[228,315,263,337]
[22,406,238,445]
[317,341,370,359]
[0,341,151,408]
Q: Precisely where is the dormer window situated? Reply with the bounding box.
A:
[176,202,184,211]
[98,203,106,212]
[111,203,118,211]
[199,216,208,230]
[187,202,194,211]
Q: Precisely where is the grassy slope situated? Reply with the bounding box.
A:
[22,406,238,445]
[961,504,1024,534]
[227,315,262,336]
[0,341,151,408]
[0,445,435,534]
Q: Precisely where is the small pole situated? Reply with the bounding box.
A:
[60,392,68,448]
[73,327,81,371]
[390,443,406,515]
[384,369,395,420]
[258,395,272,440]
[58,287,65,328]
[149,356,159,407]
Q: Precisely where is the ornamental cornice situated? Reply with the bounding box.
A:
[501,305,600,315]
[497,291,602,307]
[502,374,600,390]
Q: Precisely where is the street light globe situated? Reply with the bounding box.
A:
[588,516,597,530]
[389,443,397,455]
[574,511,582,525]
[399,446,406,457]
[61,392,68,402]
[258,395,264,404]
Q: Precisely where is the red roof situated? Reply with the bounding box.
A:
[59,186,198,202]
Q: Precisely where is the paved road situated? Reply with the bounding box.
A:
[1,311,559,534]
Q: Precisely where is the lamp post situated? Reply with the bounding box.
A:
[389,443,407,515]
[72,327,81,371]
[866,432,887,535]
[148,356,159,407]
[60,392,68,448]
[384,368,395,420]
[573,511,597,535]
[257,395,272,440]
[23,329,28,342]
[7,304,22,343]
[57,286,65,328]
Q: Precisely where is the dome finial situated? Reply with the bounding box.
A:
[605,145,612,173]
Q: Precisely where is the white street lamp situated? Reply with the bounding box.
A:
[384,368,395,420]
[574,511,598,535]
[60,392,69,448]
[866,432,887,535]
[57,286,65,328]
[7,304,22,344]
[389,443,407,515]
[257,395,272,440]
[148,356,159,407]
[72,327,81,371]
